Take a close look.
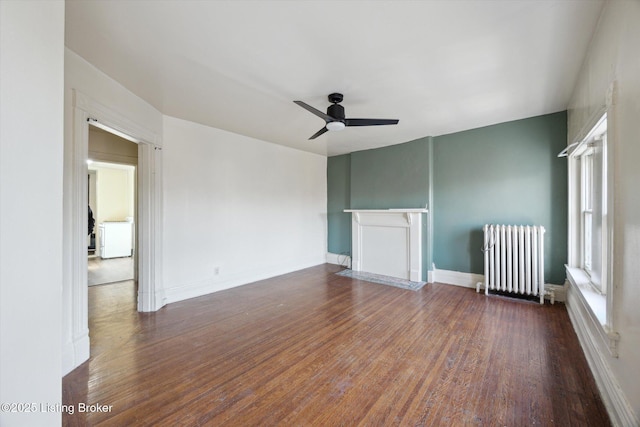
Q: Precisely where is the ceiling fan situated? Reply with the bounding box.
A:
[294,93,399,140]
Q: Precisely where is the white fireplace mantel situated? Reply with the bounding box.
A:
[344,209,428,282]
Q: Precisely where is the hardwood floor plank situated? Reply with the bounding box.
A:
[63,264,610,426]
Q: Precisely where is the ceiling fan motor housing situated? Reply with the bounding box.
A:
[327,103,345,121]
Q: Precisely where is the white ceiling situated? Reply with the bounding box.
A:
[65,0,603,157]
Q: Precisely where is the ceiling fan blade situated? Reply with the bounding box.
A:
[294,101,333,122]
[309,127,328,140]
[345,118,399,127]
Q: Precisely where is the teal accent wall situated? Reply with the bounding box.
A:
[350,138,430,209]
[327,154,351,255]
[433,111,567,283]
[326,111,567,285]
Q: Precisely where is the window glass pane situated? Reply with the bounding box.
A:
[584,211,592,271]
[584,153,592,210]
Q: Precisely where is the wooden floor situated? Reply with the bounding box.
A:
[87,256,134,286]
[63,264,610,426]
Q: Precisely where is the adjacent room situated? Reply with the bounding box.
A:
[1,1,639,426]
[87,125,138,288]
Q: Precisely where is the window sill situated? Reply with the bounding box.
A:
[566,266,606,325]
[565,265,619,358]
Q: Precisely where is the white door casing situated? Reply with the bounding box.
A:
[65,90,164,372]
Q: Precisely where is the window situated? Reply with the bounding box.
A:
[564,88,618,356]
[572,116,607,294]
[565,113,610,328]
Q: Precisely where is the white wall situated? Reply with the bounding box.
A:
[567,0,640,424]
[162,116,327,302]
[64,49,164,140]
[0,1,65,426]
[93,165,135,222]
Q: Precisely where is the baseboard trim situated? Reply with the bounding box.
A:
[566,279,637,427]
[433,268,565,303]
[62,333,90,376]
[326,252,351,268]
[164,258,325,304]
[433,268,483,288]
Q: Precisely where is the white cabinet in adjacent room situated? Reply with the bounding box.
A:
[99,221,133,259]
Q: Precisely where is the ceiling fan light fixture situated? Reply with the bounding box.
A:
[326,121,346,132]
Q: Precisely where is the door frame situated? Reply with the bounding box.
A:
[66,89,164,369]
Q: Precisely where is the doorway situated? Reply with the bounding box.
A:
[64,90,164,374]
[87,125,138,289]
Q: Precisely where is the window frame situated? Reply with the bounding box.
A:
[567,112,611,318]
[564,83,619,358]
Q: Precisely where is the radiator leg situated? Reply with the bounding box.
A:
[545,289,555,305]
